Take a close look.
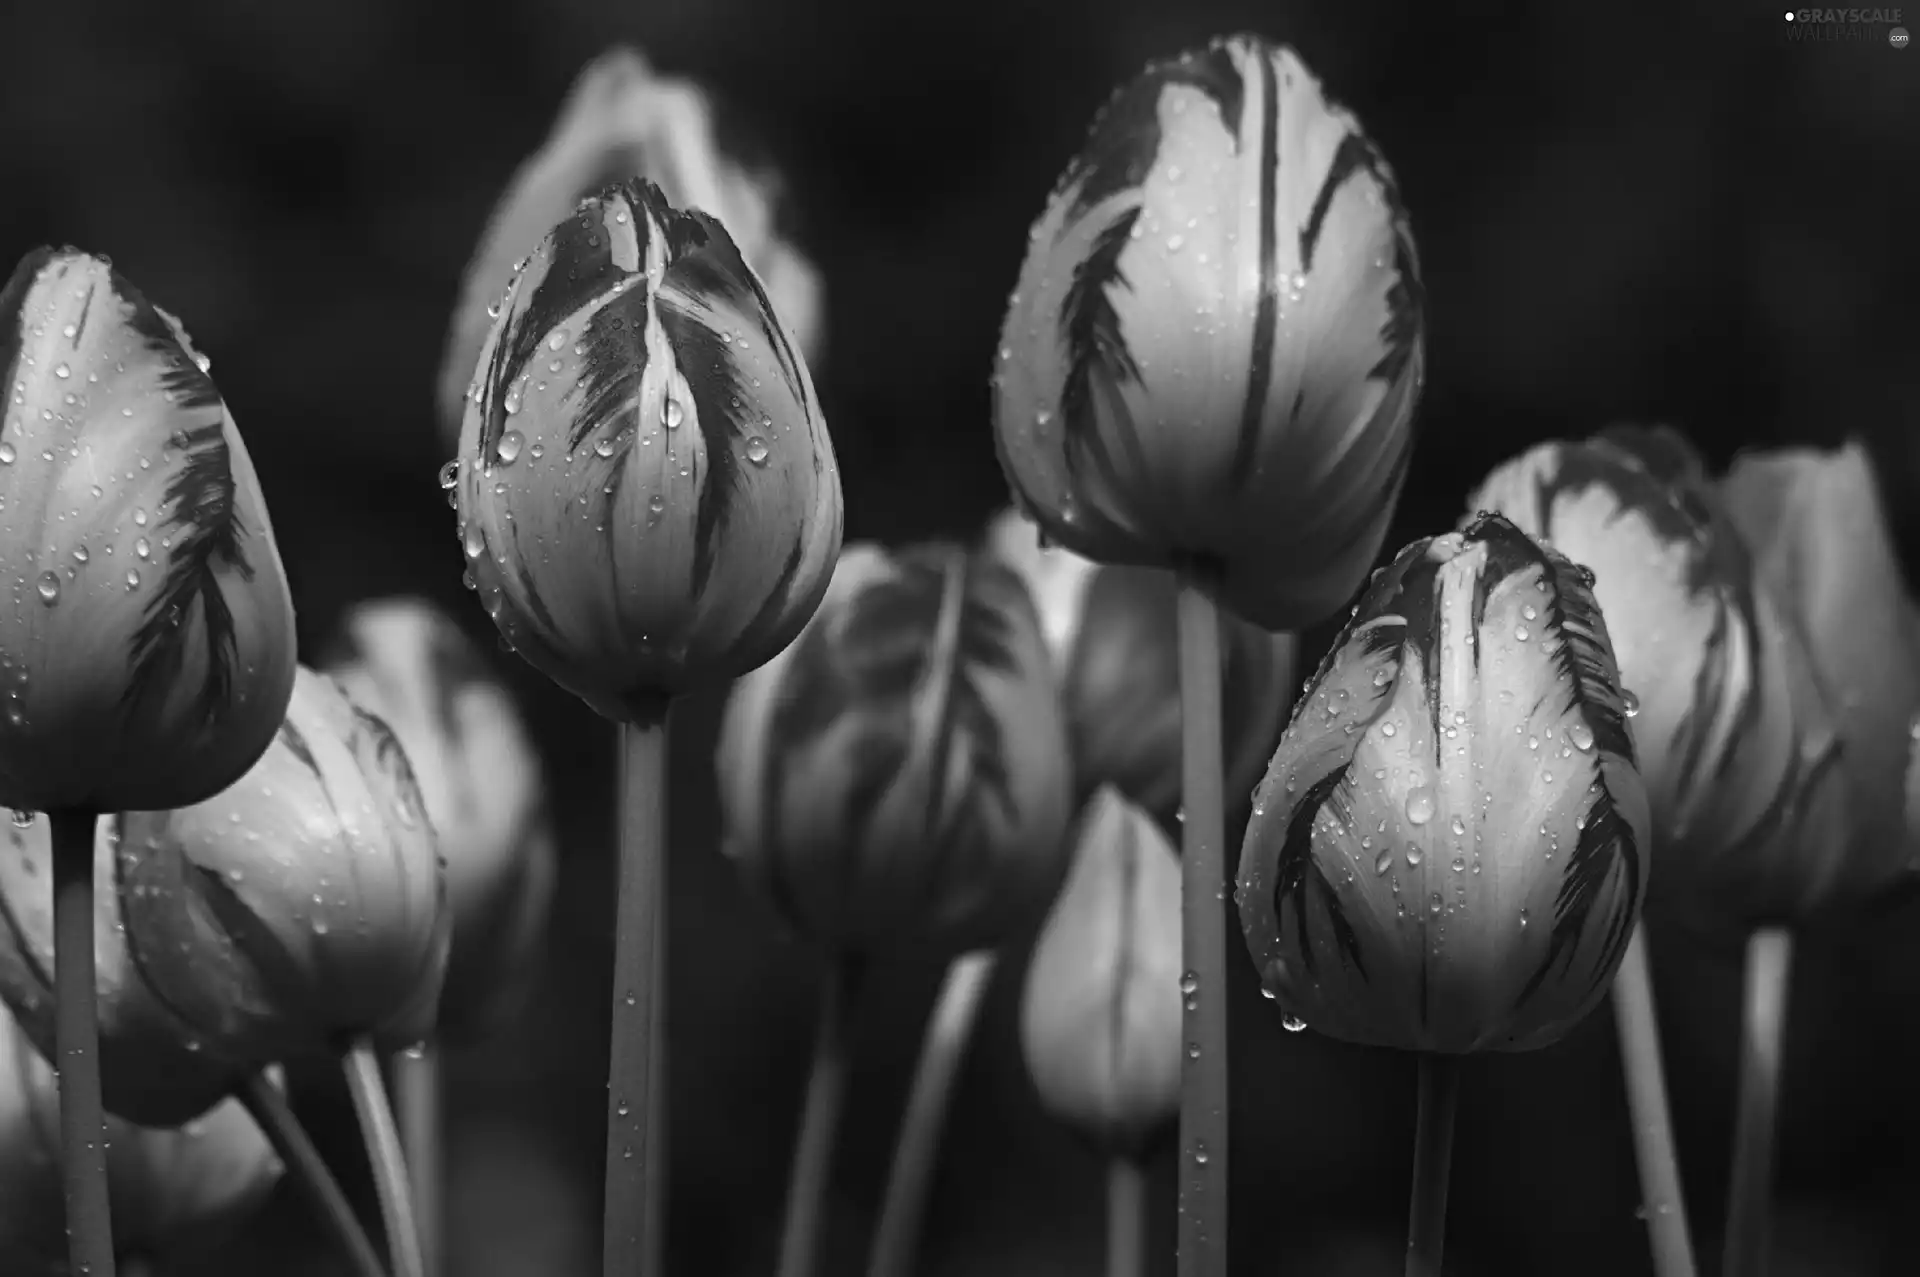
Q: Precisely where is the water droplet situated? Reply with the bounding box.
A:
[496,431,524,464]
[546,330,568,351]
[1373,848,1393,876]
[1450,815,1466,836]
[124,568,140,590]
[35,573,60,605]
[745,436,770,465]
[134,537,150,560]
[1166,233,1186,252]
[1381,720,1397,737]
[648,493,666,515]
[1281,1015,1307,1033]
[1404,786,1435,826]
[53,363,70,379]
[1569,722,1595,752]
[1429,892,1444,914]
[1186,1041,1201,1059]
[132,507,148,527]
[437,460,460,490]
[10,810,34,828]
[1452,857,1466,873]
[615,1101,630,1117]
[1405,842,1424,867]
[1178,971,1198,995]
[594,436,617,458]
[1192,1142,1209,1164]
[662,398,683,429]
[1521,604,1537,621]
[463,523,485,559]
[0,442,13,465]
[1515,625,1530,642]
[71,545,88,564]
[1623,690,1640,718]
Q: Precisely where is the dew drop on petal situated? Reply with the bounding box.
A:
[134,537,150,560]
[1569,722,1595,752]
[0,442,13,465]
[744,436,770,465]
[125,568,140,590]
[9,810,33,828]
[1178,971,1198,995]
[662,399,683,429]
[35,572,59,605]
[53,364,70,379]
[496,431,524,465]
[1373,848,1393,876]
[463,523,485,559]
[132,507,148,527]
[1623,690,1640,718]
[1380,720,1397,738]
[594,437,616,458]
[546,330,567,352]
[1281,1015,1306,1033]
[437,460,460,490]
[71,545,88,564]
[1405,842,1424,867]
[1404,786,1435,826]
[1450,815,1466,836]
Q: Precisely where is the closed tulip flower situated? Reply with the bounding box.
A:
[110,666,451,1063]
[0,1003,281,1275]
[1237,513,1650,1052]
[453,177,840,720]
[0,248,296,812]
[1021,787,1182,1155]
[322,597,556,1039]
[716,542,1073,957]
[0,812,243,1124]
[1466,427,1860,925]
[438,46,823,450]
[992,34,1425,630]
[988,508,1296,819]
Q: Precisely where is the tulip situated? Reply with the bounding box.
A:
[717,541,1074,957]
[0,812,244,1126]
[0,247,296,813]
[110,666,450,1065]
[0,1003,281,1275]
[439,46,824,452]
[321,597,555,1039]
[991,33,1424,632]
[988,508,1296,820]
[1237,512,1651,1053]
[452,176,841,721]
[1021,788,1182,1156]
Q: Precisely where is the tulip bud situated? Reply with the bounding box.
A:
[0,812,243,1125]
[1020,788,1182,1155]
[0,248,296,812]
[321,597,557,1040]
[992,34,1424,631]
[0,1004,282,1274]
[1466,428,1856,925]
[988,508,1296,819]
[439,46,824,451]
[1237,513,1650,1053]
[454,177,841,719]
[110,666,451,1063]
[716,542,1073,957]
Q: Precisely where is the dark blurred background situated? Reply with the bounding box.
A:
[5,0,1918,1274]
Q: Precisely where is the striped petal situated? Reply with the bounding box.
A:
[993,34,1423,630]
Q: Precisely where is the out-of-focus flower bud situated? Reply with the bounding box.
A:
[0,248,296,812]
[1714,442,1920,918]
[1237,514,1650,1053]
[453,178,841,720]
[992,34,1424,631]
[0,1003,281,1275]
[1020,788,1181,1155]
[321,597,556,1040]
[0,813,242,1125]
[988,508,1296,819]
[716,542,1072,957]
[111,666,451,1063]
[439,46,824,451]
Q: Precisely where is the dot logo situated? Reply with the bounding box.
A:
[1893,24,1911,45]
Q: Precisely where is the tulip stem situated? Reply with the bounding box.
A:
[394,1045,444,1277]
[237,1071,391,1277]
[866,949,998,1277]
[345,1036,426,1277]
[49,807,116,1277]
[1722,926,1793,1277]
[1107,1156,1148,1277]
[1405,1053,1460,1277]
[777,955,863,1277]
[1610,923,1699,1277]
[1174,580,1228,1277]
[607,704,672,1277]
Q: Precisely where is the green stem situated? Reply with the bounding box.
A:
[1610,923,1698,1277]
[394,1046,443,1277]
[1174,582,1228,1277]
[1405,1053,1460,1277]
[776,956,863,1277]
[865,950,997,1277]
[345,1036,425,1277]
[50,807,116,1277]
[606,704,671,1277]
[1722,927,1793,1277]
[237,1071,390,1277]
[1107,1157,1147,1277]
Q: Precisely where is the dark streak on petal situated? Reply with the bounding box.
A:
[654,195,808,409]
[655,294,752,599]
[725,535,806,668]
[277,719,318,773]
[191,862,313,1012]
[121,291,222,412]
[1297,134,1370,276]
[1271,764,1366,979]
[71,283,95,348]
[1060,207,1146,497]
[1229,51,1282,490]
[1063,41,1245,221]
[567,280,651,453]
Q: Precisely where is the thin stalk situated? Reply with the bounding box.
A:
[605,703,671,1277]
[345,1036,425,1277]
[865,950,997,1277]
[50,807,115,1277]
[394,1046,443,1277]
[776,956,863,1277]
[1107,1157,1148,1277]
[1174,582,1228,1277]
[1405,1053,1460,1277]
[237,1071,389,1277]
[1721,927,1793,1277]
[1610,923,1698,1277]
